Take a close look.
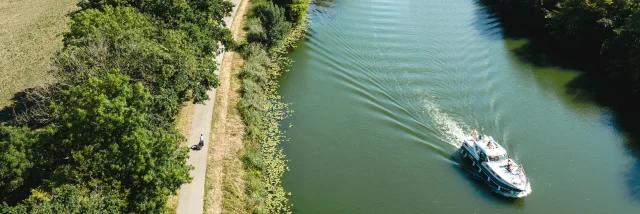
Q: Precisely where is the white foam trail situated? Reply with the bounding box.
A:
[422,99,469,149]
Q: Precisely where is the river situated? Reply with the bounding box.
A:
[277,0,640,213]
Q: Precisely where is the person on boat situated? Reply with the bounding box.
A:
[507,159,517,173]
[472,129,478,141]
[487,140,495,149]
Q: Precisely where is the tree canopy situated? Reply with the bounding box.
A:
[56,6,218,127]
[1,0,237,212]
[1,184,125,214]
[2,72,191,213]
[487,0,640,94]
[62,73,190,213]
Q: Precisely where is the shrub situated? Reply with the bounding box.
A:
[246,18,268,44]
[271,0,310,23]
[250,1,292,49]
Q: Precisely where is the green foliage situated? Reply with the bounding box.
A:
[0,126,35,199]
[0,184,126,214]
[0,125,55,203]
[238,44,271,143]
[604,12,640,91]
[1,0,237,212]
[246,18,268,45]
[248,1,292,49]
[544,0,640,93]
[45,72,190,213]
[1,72,191,212]
[546,0,637,54]
[288,0,310,23]
[63,6,155,47]
[77,0,235,53]
[2,0,309,212]
[56,6,218,127]
[271,0,310,23]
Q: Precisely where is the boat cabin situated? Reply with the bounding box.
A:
[473,137,507,163]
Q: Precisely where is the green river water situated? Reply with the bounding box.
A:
[277,0,640,213]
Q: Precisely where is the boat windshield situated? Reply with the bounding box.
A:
[488,155,506,162]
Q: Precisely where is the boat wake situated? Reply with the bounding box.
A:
[421,98,469,149]
[498,184,532,198]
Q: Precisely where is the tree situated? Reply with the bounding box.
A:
[56,6,219,127]
[0,184,126,214]
[0,124,57,204]
[0,126,34,200]
[77,0,236,53]
[43,71,191,213]
[545,0,637,55]
[604,12,640,92]
[250,1,292,48]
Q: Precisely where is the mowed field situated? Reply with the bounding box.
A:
[0,0,78,107]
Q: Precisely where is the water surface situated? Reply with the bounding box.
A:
[278,0,640,213]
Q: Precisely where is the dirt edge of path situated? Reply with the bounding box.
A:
[204,0,250,212]
[166,101,196,212]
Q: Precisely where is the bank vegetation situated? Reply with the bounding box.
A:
[223,0,309,213]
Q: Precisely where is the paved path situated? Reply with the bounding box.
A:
[176,0,243,213]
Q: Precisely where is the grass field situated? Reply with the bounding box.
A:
[0,0,78,107]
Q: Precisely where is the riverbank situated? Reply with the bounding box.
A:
[210,0,310,213]
[201,0,250,212]
[236,21,308,213]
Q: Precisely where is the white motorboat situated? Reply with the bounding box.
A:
[459,133,531,198]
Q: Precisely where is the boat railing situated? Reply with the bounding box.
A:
[519,164,526,183]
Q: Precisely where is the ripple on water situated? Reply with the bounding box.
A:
[281,0,640,213]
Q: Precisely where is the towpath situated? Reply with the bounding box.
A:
[176,0,243,213]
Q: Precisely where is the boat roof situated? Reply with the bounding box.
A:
[470,136,507,156]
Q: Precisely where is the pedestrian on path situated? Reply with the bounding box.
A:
[199,134,204,147]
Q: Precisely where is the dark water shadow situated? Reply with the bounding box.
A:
[470,3,504,42]
[449,153,526,207]
[309,0,338,16]
[624,142,640,202]
[473,0,595,70]
[303,0,339,43]
[473,0,640,202]
[312,0,338,8]
[561,59,640,203]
